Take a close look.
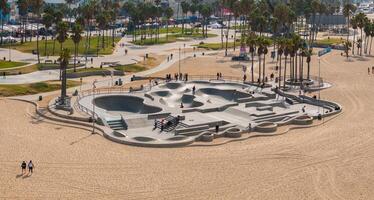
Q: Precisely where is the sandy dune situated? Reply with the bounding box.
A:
[1,48,374,199]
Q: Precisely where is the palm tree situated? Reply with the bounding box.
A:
[343,3,356,45]
[222,0,236,56]
[42,11,54,57]
[30,0,44,64]
[71,23,83,72]
[16,0,28,44]
[262,38,271,83]
[164,7,174,41]
[343,40,352,59]
[52,10,64,56]
[246,33,256,83]
[369,22,374,55]
[0,0,10,46]
[256,37,263,83]
[351,16,357,55]
[355,12,368,56]
[283,39,292,88]
[56,21,69,80]
[277,37,285,88]
[200,4,212,38]
[232,0,241,51]
[305,49,312,80]
[181,1,190,34]
[58,48,71,105]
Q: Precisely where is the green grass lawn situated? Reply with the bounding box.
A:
[132,35,177,45]
[0,80,80,97]
[1,64,38,76]
[315,38,346,45]
[194,42,236,50]
[66,67,109,74]
[173,32,217,38]
[128,27,183,35]
[113,64,147,73]
[9,36,121,56]
[0,60,29,69]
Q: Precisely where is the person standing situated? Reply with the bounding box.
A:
[21,161,26,174]
[28,160,34,174]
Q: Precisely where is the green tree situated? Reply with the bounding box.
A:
[164,7,174,41]
[58,48,71,105]
[30,0,44,64]
[343,3,356,45]
[71,23,83,72]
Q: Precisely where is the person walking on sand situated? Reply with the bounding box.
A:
[28,160,34,174]
[368,67,370,75]
[21,161,26,174]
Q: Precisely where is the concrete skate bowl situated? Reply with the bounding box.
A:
[151,90,172,97]
[255,122,278,133]
[94,95,162,114]
[159,94,204,108]
[159,82,184,90]
[196,88,251,102]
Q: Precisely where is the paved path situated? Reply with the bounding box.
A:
[0,28,237,85]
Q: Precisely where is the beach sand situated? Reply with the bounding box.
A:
[1,48,374,199]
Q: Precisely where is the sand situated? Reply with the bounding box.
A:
[1,47,374,199]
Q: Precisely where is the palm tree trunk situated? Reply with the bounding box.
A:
[360,29,363,56]
[258,53,261,83]
[74,43,77,72]
[352,30,356,55]
[225,15,231,56]
[263,53,266,83]
[283,56,287,88]
[44,34,47,57]
[36,21,40,63]
[251,51,254,82]
[233,17,237,51]
[278,55,282,88]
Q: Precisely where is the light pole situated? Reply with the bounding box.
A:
[318,56,321,115]
[92,79,97,134]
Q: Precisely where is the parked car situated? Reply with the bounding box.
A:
[232,54,249,61]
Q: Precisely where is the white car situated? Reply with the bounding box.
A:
[209,23,223,29]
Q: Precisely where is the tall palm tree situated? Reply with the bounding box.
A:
[351,16,358,55]
[277,37,285,88]
[343,3,356,44]
[16,0,28,44]
[164,7,174,41]
[343,40,352,59]
[222,0,236,56]
[52,10,64,56]
[0,0,10,46]
[71,23,83,72]
[232,1,241,51]
[30,0,44,64]
[355,12,368,56]
[58,48,71,105]
[200,4,212,38]
[259,37,271,83]
[246,33,256,83]
[181,1,190,34]
[56,21,69,80]
[283,39,292,88]
[42,11,54,57]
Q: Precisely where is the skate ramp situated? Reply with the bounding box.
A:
[94,95,162,114]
